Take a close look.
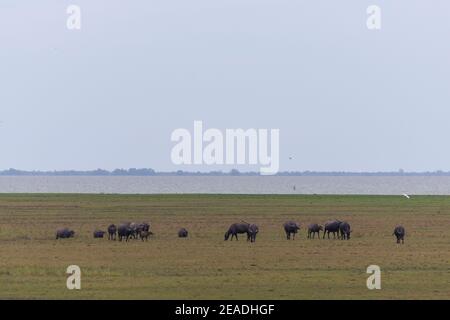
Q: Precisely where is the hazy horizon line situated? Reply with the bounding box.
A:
[2,168,450,177]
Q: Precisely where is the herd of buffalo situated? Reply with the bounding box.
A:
[55,220,406,244]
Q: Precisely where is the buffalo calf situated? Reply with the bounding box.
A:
[139,230,153,241]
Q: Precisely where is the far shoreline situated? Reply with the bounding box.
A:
[2,168,450,177]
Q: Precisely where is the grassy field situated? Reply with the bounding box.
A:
[0,194,450,300]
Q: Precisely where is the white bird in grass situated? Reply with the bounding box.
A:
[402,193,410,199]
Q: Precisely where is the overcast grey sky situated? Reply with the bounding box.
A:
[1,1,449,172]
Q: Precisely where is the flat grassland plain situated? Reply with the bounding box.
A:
[0,194,449,299]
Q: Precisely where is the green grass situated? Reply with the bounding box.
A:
[0,194,450,299]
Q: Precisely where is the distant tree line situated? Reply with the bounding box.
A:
[1,168,450,176]
[0,168,156,176]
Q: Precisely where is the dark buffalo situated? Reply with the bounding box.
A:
[93,230,105,238]
[107,224,117,240]
[247,224,259,243]
[56,228,75,239]
[224,223,250,241]
[178,228,189,238]
[323,220,342,239]
[129,222,139,239]
[307,223,323,239]
[283,221,300,240]
[393,225,405,244]
[339,222,351,240]
[118,223,133,242]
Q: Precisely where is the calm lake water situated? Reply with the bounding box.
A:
[0,176,450,195]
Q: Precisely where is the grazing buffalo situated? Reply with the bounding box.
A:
[247,224,259,243]
[118,224,133,242]
[107,224,117,240]
[307,223,323,239]
[224,223,251,241]
[93,230,106,238]
[139,230,153,241]
[393,226,405,244]
[283,221,300,240]
[323,220,342,239]
[56,228,75,239]
[339,222,351,240]
[178,228,189,238]
[129,222,139,239]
